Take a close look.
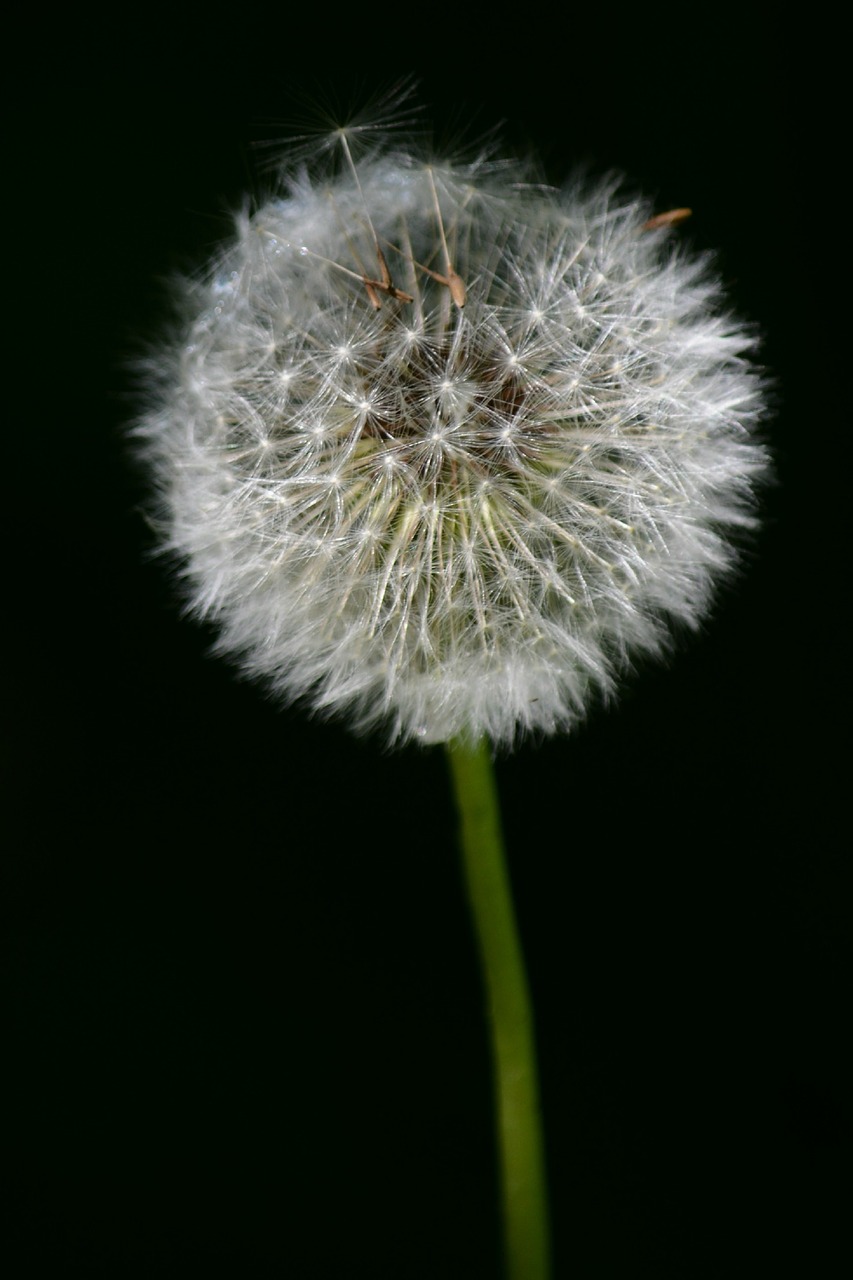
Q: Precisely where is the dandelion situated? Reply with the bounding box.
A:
[138,122,768,750]
[136,106,769,1280]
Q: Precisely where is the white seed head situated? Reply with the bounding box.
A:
[137,126,769,747]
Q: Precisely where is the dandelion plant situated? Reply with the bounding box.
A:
[136,98,769,1279]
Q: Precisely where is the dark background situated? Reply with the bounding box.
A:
[8,8,847,1276]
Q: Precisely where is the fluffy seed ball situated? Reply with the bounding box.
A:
[138,135,769,747]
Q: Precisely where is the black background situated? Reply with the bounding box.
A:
[8,8,847,1277]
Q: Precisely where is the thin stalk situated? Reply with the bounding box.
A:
[446,738,551,1280]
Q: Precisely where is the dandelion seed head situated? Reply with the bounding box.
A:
[137,122,769,747]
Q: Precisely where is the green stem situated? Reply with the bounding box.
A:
[446,738,551,1280]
